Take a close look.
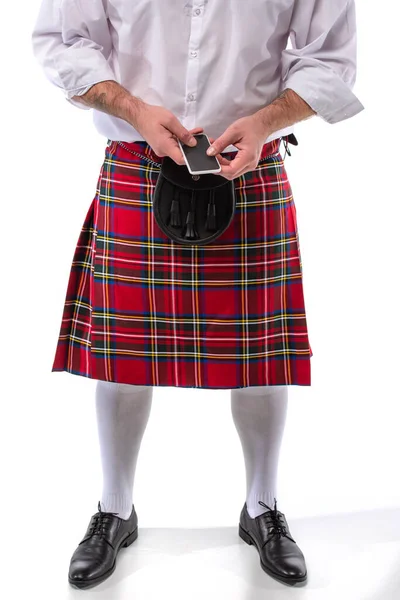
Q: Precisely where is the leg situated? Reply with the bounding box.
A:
[68,380,152,589]
[232,385,307,584]
[230,385,288,518]
[95,380,153,519]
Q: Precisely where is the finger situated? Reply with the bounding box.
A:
[164,138,187,165]
[207,127,237,156]
[170,128,203,154]
[220,162,253,180]
[219,165,248,180]
[232,166,250,179]
[218,151,251,178]
[189,127,204,135]
[207,138,231,168]
[167,117,197,146]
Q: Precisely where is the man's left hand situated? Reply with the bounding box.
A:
[207,113,270,180]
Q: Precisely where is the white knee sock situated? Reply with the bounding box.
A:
[230,385,288,518]
[95,380,153,519]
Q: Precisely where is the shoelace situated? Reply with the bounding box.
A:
[87,501,119,538]
[258,498,296,548]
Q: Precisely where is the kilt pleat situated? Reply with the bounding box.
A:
[52,136,313,388]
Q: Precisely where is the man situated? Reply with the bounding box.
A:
[31,0,364,590]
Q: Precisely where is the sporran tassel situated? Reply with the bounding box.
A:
[169,189,181,227]
[184,190,198,240]
[205,189,217,231]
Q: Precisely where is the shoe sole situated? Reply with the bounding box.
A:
[238,523,307,586]
[68,526,139,590]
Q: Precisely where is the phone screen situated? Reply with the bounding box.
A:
[180,134,221,173]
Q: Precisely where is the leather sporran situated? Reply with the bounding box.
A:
[152,156,236,245]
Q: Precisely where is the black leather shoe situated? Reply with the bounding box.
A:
[239,499,307,585]
[68,501,138,589]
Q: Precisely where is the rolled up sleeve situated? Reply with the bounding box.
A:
[280,0,365,123]
[31,0,117,110]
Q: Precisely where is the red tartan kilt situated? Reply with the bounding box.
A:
[51,136,313,388]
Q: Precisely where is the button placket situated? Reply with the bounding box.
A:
[182,3,204,129]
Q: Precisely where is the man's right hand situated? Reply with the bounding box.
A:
[72,82,200,165]
[129,100,199,165]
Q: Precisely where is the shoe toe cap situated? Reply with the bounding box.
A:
[69,559,103,582]
[278,557,307,580]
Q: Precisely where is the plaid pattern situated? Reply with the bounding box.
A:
[51,136,313,388]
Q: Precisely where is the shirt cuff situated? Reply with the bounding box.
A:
[282,67,365,124]
[64,84,93,110]
[63,77,117,110]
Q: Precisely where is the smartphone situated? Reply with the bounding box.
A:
[178,133,221,175]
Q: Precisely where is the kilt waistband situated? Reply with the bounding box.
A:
[107,135,285,166]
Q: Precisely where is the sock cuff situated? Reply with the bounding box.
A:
[100,492,133,518]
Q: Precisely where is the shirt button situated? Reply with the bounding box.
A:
[187,93,196,101]
[194,8,201,16]
[190,50,198,58]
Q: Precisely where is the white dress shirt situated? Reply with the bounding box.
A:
[31,0,364,152]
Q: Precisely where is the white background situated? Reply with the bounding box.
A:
[1,1,399,599]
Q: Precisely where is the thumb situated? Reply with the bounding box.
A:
[206,128,235,156]
[168,117,197,147]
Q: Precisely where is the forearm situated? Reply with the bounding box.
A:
[254,88,316,134]
[71,80,145,127]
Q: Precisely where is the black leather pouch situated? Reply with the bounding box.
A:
[152,156,236,245]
